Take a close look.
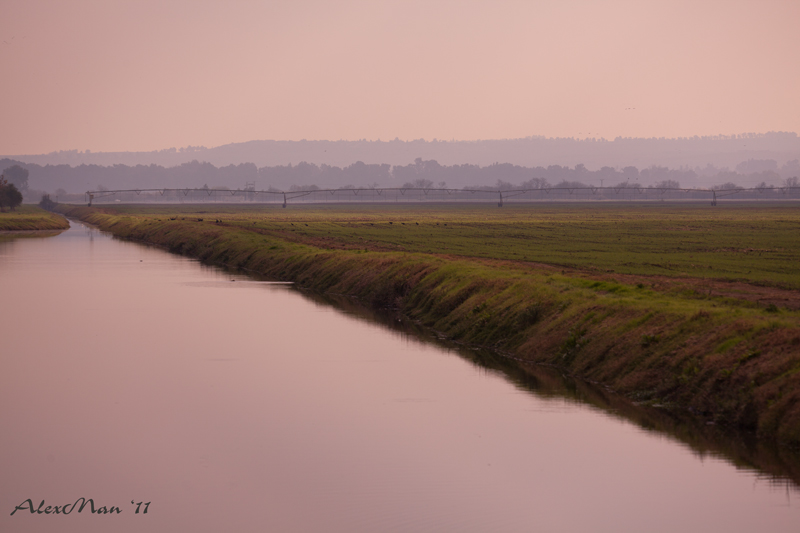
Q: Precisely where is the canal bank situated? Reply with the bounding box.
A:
[59,204,800,445]
[0,205,69,231]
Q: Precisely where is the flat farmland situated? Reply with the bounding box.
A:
[105,202,800,289]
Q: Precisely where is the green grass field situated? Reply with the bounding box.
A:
[105,202,800,289]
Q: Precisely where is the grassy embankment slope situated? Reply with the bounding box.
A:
[0,205,69,231]
[61,203,800,443]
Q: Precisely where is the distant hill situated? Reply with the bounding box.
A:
[5,133,800,170]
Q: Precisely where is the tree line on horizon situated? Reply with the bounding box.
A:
[2,157,798,202]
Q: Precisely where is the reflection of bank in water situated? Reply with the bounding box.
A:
[0,229,67,243]
[301,287,800,490]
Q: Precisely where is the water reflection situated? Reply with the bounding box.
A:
[0,229,66,244]
[301,289,800,489]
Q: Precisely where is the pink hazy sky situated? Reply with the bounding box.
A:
[1,0,798,154]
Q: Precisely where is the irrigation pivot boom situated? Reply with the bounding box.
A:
[83,185,800,207]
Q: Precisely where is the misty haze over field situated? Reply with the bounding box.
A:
[4,133,799,198]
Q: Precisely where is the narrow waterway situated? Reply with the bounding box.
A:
[1,222,799,533]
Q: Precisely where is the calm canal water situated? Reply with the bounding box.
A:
[2,222,799,532]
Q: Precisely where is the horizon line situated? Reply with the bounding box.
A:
[4,131,798,158]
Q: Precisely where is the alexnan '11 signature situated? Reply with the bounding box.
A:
[10,498,150,516]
